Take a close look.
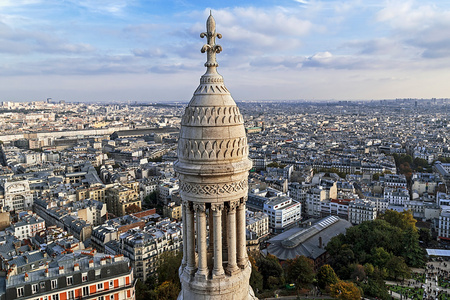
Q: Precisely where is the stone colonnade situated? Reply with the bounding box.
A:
[181,198,248,279]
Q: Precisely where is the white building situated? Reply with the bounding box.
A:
[8,214,45,240]
[305,187,328,217]
[158,181,179,205]
[384,187,410,205]
[438,207,450,240]
[263,196,301,233]
[1,180,34,212]
[246,211,269,239]
[348,200,377,225]
[382,174,407,188]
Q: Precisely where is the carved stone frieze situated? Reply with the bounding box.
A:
[180,179,247,196]
[178,137,248,160]
[181,106,243,126]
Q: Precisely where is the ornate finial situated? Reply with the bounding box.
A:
[200,12,222,68]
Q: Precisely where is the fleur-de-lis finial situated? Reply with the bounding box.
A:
[200,11,222,68]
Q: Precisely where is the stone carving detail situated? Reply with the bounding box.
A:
[194,84,229,95]
[226,200,239,212]
[181,106,243,126]
[180,180,248,196]
[210,203,224,212]
[193,203,206,212]
[178,137,248,160]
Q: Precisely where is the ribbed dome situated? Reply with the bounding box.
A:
[174,14,252,178]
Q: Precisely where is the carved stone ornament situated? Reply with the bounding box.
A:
[210,203,224,212]
[226,200,239,212]
[182,200,193,211]
[178,137,248,161]
[180,179,247,195]
[193,203,206,212]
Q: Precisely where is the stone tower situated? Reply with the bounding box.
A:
[175,13,256,300]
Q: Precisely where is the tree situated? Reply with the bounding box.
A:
[285,256,315,288]
[136,279,155,300]
[380,209,416,232]
[257,254,284,289]
[372,173,380,181]
[154,281,180,300]
[157,251,183,287]
[249,255,263,293]
[317,264,339,289]
[329,281,361,300]
[401,227,425,267]
[386,256,410,281]
[350,264,366,282]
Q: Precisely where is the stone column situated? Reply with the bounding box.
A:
[185,201,196,274]
[194,203,208,278]
[236,198,247,268]
[226,200,239,275]
[211,203,224,278]
[181,201,187,268]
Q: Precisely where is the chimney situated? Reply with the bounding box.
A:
[24,273,29,281]
[74,263,80,271]
[44,268,49,277]
[59,266,64,274]
[89,260,94,268]
[318,236,323,248]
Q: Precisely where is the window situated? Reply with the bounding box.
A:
[109,280,114,289]
[82,286,89,296]
[67,276,73,285]
[68,290,75,300]
[99,297,104,300]
[52,295,59,300]
[82,273,88,282]
[97,282,104,290]
[95,269,101,276]
[32,284,38,294]
[40,282,46,290]
[17,287,24,297]
[51,279,58,289]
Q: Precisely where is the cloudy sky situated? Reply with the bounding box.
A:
[1,0,450,102]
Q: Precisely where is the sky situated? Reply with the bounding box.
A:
[1,0,450,102]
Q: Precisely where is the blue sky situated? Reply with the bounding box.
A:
[1,0,450,102]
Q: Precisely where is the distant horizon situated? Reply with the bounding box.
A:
[2,0,450,102]
[3,97,449,105]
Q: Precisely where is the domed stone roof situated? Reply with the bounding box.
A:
[175,13,252,181]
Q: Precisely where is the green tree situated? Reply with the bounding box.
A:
[380,210,417,232]
[386,256,410,281]
[257,254,284,289]
[401,227,425,267]
[154,281,180,300]
[329,281,361,300]
[285,255,315,288]
[418,228,432,246]
[136,279,155,300]
[317,264,339,289]
[372,173,380,181]
[369,247,392,269]
[157,251,183,287]
[249,255,263,293]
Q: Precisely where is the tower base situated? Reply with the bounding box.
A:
[178,261,258,300]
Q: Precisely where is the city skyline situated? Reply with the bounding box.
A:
[1,0,450,102]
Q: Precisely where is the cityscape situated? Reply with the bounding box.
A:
[0,95,449,299]
[2,1,450,300]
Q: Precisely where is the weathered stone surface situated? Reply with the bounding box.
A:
[175,13,257,300]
